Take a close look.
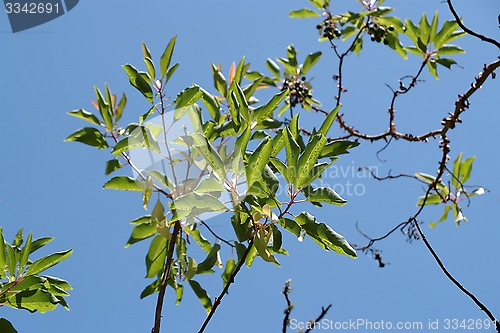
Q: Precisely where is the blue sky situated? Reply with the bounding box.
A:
[1,1,499,332]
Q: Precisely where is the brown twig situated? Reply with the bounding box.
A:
[412,217,499,332]
[282,279,294,333]
[446,0,500,49]
[152,220,181,333]
[198,238,255,333]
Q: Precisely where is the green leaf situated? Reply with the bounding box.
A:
[296,134,327,188]
[65,127,108,149]
[191,133,226,181]
[289,8,320,18]
[147,170,174,190]
[0,230,6,278]
[115,93,127,123]
[271,224,282,252]
[144,57,156,81]
[67,109,101,126]
[415,173,449,194]
[160,36,177,79]
[246,137,274,187]
[141,42,152,59]
[452,153,462,190]
[6,245,17,277]
[122,64,153,102]
[94,86,113,130]
[145,235,167,278]
[427,60,439,79]
[105,159,122,175]
[304,187,347,205]
[253,234,278,264]
[430,205,452,228]
[266,58,281,79]
[459,156,475,185]
[19,232,32,272]
[317,105,340,137]
[283,127,300,185]
[189,228,213,254]
[301,51,322,75]
[221,258,236,289]
[196,243,221,274]
[0,318,18,333]
[252,89,288,123]
[103,176,144,191]
[172,192,228,219]
[245,242,259,267]
[175,86,203,111]
[4,289,59,313]
[211,63,228,97]
[166,62,180,84]
[295,212,356,258]
[25,250,72,276]
[188,280,212,314]
[199,86,221,121]
[278,218,302,238]
[419,13,431,44]
[417,193,443,206]
[436,45,465,55]
[404,46,424,56]
[140,278,160,299]
[429,11,439,45]
[12,229,23,247]
[436,58,457,69]
[319,140,359,158]
[286,45,298,67]
[139,105,155,124]
[404,19,421,45]
[434,20,459,49]
[233,57,248,85]
[142,176,154,210]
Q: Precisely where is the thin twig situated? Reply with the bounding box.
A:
[198,238,255,333]
[282,280,293,333]
[413,217,499,332]
[304,305,333,333]
[152,220,181,333]
[446,0,500,49]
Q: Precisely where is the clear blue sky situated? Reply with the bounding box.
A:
[1,1,499,332]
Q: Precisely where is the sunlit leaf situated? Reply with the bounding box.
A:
[289,8,320,18]
[160,36,177,79]
[304,187,347,205]
[246,137,274,187]
[188,280,212,314]
[301,51,322,75]
[67,109,101,126]
[123,64,153,102]
[145,235,168,278]
[295,212,356,258]
[65,127,108,149]
[103,176,144,191]
[25,250,72,276]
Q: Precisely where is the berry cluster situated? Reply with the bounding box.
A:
[316,18,341,40]
[367,22,394,45]
[281,76,312,108]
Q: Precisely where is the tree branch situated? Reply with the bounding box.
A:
[282,280,293,333]
[152,220,181,333]
[413,217,499,332]
[198,238,255,333]
[446,0,500,49]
